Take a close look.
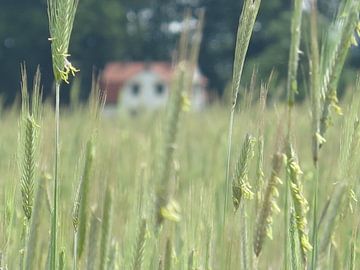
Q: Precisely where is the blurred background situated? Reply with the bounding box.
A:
[0,0,359,106]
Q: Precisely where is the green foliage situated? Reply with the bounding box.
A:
[1,1,360,270]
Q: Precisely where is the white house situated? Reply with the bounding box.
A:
[101,61,208,114]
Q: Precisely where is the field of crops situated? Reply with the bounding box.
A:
[1,89,359,269]
[1,0,360,269]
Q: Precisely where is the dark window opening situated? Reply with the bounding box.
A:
[131,83,140,96]
[155,83,165,95]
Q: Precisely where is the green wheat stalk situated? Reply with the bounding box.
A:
[76,139,95,260]
[319,1,360,139]
[59,249,66,270]
[254,81,269,211]
[72,182,81,270]
[309,1,321,268]
[19,66,42,270]
[131,219,147,270]
[47,0,79,268]
[349,237,356,270]
[309,0,321,166]
[224,0,261,224]
[154,14,201,226]
[86,208,100,270]
[164,238,172,270]
[25,174,50,270]
[285,2,303,265]
[107,241,120,270]
[187,249,195,270]
[287,0,303,119]
[99,183,113,270]
[155,62,186,226]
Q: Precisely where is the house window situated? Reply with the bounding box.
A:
[131,83,140,96]
[155,83,165,96]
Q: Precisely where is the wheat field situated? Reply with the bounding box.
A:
[0,0,360,269]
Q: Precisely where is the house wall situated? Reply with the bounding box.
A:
[119,69,207,113]
[120,70,169,111]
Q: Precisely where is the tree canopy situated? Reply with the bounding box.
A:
[0,0,358,104]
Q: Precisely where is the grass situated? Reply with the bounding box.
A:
[0,96,360,269]
[0,0,360,269]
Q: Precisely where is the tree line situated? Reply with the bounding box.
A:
[0,0,358,105]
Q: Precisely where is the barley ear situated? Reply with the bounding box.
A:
[232,134,256,211]
[286,144,312,264]
[290,210,298,270]
[254,152,283,257]
[19,65,41,221]
[255,135,265,210]
[47,0,79,83]
[20,115,38,221]
[319,2,360,139]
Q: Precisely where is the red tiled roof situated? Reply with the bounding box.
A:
[100,61,207,104]
[101,62,172,104]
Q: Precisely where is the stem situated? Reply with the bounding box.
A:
[310,165,319,270]
[224,109,235,226]
[74,231,78,270]
[310,0,320,166]
[287,0,303,118]
[240,203,249,270]
[50,82,60,270]
[20,219,29,270]
[285,0,303,266]
[309,0,320,268]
